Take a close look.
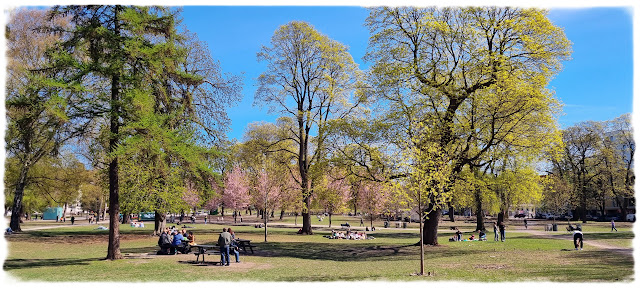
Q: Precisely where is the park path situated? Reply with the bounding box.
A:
[516,227,634,256]
[19,220,108,231]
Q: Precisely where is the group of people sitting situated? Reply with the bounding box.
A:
[130,221,145,228]
[157,226,196,255]
[450,229,487,242]
[326,230,370,240]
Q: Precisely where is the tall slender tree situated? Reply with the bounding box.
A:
[5,8,80,232]
[47,5,193,259]
[255,21,360,234]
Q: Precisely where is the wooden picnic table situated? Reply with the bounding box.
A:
[235,239,255,254]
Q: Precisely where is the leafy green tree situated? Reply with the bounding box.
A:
[47,5,195,259]
[5,8,76,231]
[599,114,634,221]
[255,21,360,235]
[364,7,571,246]
[552,122,603,222]
[541,174,572,224]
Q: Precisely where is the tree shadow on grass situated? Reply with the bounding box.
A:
[581,232,634,241]
[252,241,483,262]
[121,247,160,254]
[523,250,634,281]
[3,257,102,271]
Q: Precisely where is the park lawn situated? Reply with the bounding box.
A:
[3,221,634,282]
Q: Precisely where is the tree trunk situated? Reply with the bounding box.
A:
[328,213,332,227]
[279,209,285,220]
[264,208,268,242]
[62,203,68,219]
[106,8,123,259]
[154,211,166,235]
[10,164,29,232]
[475,189,485,231]
[353,201,357,216]
[418,207,424,275]
[301,195,312,235]
[97,196,103,221]
[580,186,588,223]
[422,208,441,246]
[448,203,455,222]
[122,213,131,224]
[295,214,298,226]
[106,152,122,260]
[621,198,629,221]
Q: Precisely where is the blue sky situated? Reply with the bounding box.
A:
[180,6,633,141]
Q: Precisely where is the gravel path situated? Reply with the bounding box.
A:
[518,227,633,256]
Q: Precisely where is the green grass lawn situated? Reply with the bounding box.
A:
[3,217,635,282]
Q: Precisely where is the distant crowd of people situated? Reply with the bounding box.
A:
[325,229,371,240]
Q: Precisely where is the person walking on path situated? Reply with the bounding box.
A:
[493,223,499,241]
[498,222,506,242]
[218,228,232,266]
[611,219,618,232]
[360,217,364,227]
[524,219,528,229]
[71,216,75,225]
[573,228,584,250]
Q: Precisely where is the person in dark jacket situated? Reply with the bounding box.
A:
[158,228,172,254]
[573,228,584,250]
[218,228,232,266]
[498,222,506,242]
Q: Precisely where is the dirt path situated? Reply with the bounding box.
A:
[518,228,633,256]
[19,220,108,231]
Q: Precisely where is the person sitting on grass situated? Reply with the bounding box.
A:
[479,230,486,241]
[455,230,463,241]
[469,234,475,241]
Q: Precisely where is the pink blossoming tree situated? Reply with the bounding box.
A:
[254,169,281,242]
[223,165,250,223]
